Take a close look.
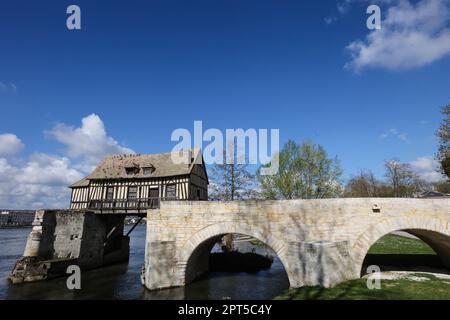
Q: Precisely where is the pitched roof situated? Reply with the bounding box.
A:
[70,148,205,187]
[70,177,90,188]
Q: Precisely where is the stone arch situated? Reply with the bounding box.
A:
[351,216,450,278]
[177,221,293,286]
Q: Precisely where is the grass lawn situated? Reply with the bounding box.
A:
[275,273,450,300]
[367,234,435,255]
[274,233,450,300]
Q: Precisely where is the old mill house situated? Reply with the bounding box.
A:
[69,148,208,214]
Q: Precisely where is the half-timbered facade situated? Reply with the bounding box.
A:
[69,148,208,214]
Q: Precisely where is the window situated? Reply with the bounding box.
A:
[196,189,201,199]
[106,187,114,200]
[128,186,138,199]
[149,188,159,198]
[125,166,140,175]
[142,166,155,175]
[166,184,176,198]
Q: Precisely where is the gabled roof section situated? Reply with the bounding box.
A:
[84,148,204,180]
[69,177,90,188]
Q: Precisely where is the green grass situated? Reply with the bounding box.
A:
[367,234,435,255]
[274,233,449,300]
[275,274,450,300]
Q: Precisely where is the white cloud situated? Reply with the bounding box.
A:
[325,0,396,25]
[48,113,135,172]
[0,114,134,209]
[0,133,24,156]
[0,155,84,209]
[409,156,445,182]
[16,153,83,185]
[346,0,450,71]
[379,128,409,142]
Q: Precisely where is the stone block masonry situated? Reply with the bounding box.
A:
[9,198,450,288]
[10,209,129,283]
[142,198,450,290]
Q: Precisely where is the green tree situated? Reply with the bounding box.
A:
[257,140,343,199]
[436,104,450,179]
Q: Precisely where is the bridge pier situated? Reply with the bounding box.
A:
[10,209,130,283]
[144,240,183,290]
[285,241,355,288]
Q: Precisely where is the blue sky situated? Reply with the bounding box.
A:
[0,0,449,208]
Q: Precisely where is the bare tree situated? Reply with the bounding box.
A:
[343,170,381,197]
[208,150,256,201]
[208,146,256,252]
[384,159,425,197]
[433,180,450,193]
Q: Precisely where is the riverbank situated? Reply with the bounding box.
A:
[275,272,450,300]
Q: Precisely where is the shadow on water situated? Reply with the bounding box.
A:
[1,225,289,300]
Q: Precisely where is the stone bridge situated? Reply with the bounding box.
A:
[143,198,450,290]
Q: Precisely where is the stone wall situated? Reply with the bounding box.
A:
[10,210,129,283]
[143,198,450,290]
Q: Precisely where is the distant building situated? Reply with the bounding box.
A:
[0,210,36,227]
[69,148,208,214]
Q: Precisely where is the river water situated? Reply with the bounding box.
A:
[0,225,289,300]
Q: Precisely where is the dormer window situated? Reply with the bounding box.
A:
[142,166,155,175]
[125,164,140,175]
